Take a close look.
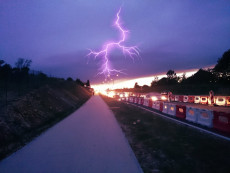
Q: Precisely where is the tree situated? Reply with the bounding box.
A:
[166,70,176,79]
[0,63,12,106]
[13,58,32,95]
[184,69,215,84]
[86,80,90,87]
[134,82,140,89]
[76,78,84,86]
[67,77,73,81]
[213,49,230,81]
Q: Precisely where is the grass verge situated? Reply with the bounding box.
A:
[102,96,230,173]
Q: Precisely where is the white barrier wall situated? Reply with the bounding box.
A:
[215,96,226,106]
[168,103,176,116]
[194,96,200,104]
[186,106,198,123]
[163,102,169,114]
[200,96,208,104]
[197,109,214,127]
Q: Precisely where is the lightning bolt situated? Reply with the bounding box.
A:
[87,8,140,78]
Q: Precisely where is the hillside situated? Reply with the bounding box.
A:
[0,81,91,160]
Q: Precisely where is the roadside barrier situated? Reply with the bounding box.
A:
[143,99,149,107]
[175,95,179,102]
[179,95,184,102]
[132,97,135,103]
[168,104,176,116]
[176,105,186,119]
[215,96,226,106]
[155,101,163,112]
[213,111,230,134]
[194,96,200,104]
[200,96,208,104]
[134,97,139,104]
[183,96,189,102]
[148,99,153,108]
[152,101,156,109]
[227,97,230,106]
[139,97,144,105]
[162,102,169,114]
[188,96,195,103]
[186,106,198,123]
[197,109,213,127]
[121,97,125,101]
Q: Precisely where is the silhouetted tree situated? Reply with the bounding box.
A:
[213,49,230,82]
[134,82,141,89]
[0,63,12,106]
[13,58,32,95]
[86,80,90,87]
[184,69,215,84]
[166,70,177,79]
[76,78,84,86]
[67,77,73,81]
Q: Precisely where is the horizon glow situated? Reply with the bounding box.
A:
[88,8,140,78]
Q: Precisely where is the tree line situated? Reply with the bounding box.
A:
[131,49,230,95]
[0,58,90,108]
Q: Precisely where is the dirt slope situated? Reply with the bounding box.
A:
[0,81,91,160]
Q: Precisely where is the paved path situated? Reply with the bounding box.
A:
[0,96,143,173]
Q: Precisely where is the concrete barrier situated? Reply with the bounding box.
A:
[138,97,144,105]
[200,96,208,104]
[155,101,163,112]
[143,99,149,107]
[179,95,184,102]
[215,96,226,106]
[183,96,189,102]
[152,101,156,109]
[186,106,198,123]
[163,102,169,114]
[168,103,176,116]
[194,96,201,104]
[213,111,230,134]
[188,96,195,103]
[176,105,186,119]
[148,99,153,108]
[227,97,230,106]
[197,109,213,127]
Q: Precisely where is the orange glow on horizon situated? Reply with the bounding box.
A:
[91,65,214,93]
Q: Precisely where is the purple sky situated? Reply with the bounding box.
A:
[1,0,230,83]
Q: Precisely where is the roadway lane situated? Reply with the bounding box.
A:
[0,96,143,173]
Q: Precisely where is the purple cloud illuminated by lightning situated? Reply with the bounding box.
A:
[88,8,140,78]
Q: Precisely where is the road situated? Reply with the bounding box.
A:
[0,96,143,173]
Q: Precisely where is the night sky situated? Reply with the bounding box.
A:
[1,0,230,83]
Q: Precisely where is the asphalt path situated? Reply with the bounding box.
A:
[0,96,143,173]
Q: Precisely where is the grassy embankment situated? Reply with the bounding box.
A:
[0,81,91,160]
[102,96,230,173]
